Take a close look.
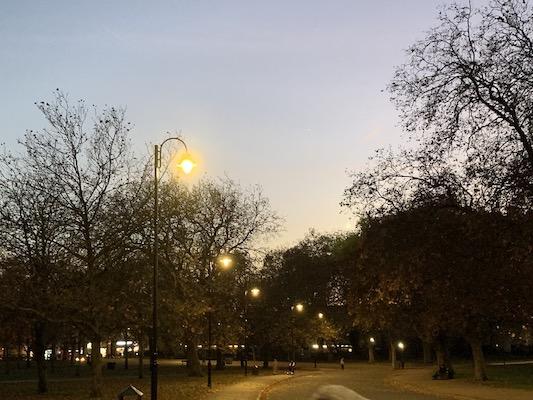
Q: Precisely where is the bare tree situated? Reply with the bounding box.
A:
[17,90,137,399]
[0,152,67,393]
[390,0,533,205]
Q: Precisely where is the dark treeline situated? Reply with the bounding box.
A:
[343,0,533,381]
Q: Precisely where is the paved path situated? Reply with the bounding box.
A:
[208,364,449,400]
[265,364,447,400]
[208,373,293,400]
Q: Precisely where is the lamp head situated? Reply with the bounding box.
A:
[178,154,195,174]
[218,254,234,269]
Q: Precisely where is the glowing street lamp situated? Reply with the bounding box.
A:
[177,155,195,175]
[152,136,195,400]
[243,286,261,376]
[290,303,305,362]
[207,253,235,387]
[217,254,234,270]
[317,312,324,319]
[397,341,405,369]
[370,337,375,344]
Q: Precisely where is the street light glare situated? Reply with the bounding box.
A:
[370,337,375,343]
[218,255,234,269]
[295,303,304,312]
[250,287,261,297]
[178,156,195,175]
[398,341,405,350]
[318,312,324,319]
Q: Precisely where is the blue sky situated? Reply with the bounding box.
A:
[1,0,453,246]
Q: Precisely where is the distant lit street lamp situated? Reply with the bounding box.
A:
[243,287,261,376]
[397,341,405,369]
[290,303,304,361]
[207,254,234,388]
[369,337,375,363]
[314,312,325,368]
[152,137,195,400]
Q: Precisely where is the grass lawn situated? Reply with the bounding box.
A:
[0,359,250,400]
[452,362,533,390]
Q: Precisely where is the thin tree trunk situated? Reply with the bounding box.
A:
[435,335,453,372]
[215,347,224,370]
[34,322,48,393]
[138,332,144,379]
[422,341,432,364]
[26,340,31,369]
[50,341,56,374]
[124,331,129,370]
[17,342,22,369]
[390,341,397,369]
[186,338,202,377]
[469,340,488,381]
[4,345,10,375]
[262,343,271,368]
[89,335,103,399]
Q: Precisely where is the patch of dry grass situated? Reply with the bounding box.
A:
[0,362,246,400]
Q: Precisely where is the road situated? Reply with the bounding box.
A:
[263,363,450,400]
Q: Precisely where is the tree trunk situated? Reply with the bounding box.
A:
[50,341,56,374]
[469,340,488,381]
[89,336,103,399]
[186,338,202,377]
[110,338,116,358]
[17,342,22,369]
[124,331,129,370]
[390,341,397,369]
[138,331,144,379]
[435,335,453,372]
[422,341,432,364]
[4,345,10,374]
[26,340,31,369]
[262,343,271,368]
[215,347,224,370]
[34,322,48,393]
[368,344,375,363]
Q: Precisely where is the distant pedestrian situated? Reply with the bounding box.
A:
[287,360,295,375]
[273,358,278,374]
[340,357,345,370]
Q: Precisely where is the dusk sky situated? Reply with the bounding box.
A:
[1,0,455,246]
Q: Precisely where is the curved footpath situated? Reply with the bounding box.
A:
[208,363,533,400]
[207,372,295,400]
[208,363,445,400]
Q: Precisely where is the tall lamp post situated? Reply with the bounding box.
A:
[243,287,260,376]
[315,312,324,368]
[207,254,234,388]
[152,137,195,400]
[290,303,304,362]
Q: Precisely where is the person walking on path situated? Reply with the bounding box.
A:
[340,357,345,370]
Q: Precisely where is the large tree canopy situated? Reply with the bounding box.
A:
[390,0,533,207]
